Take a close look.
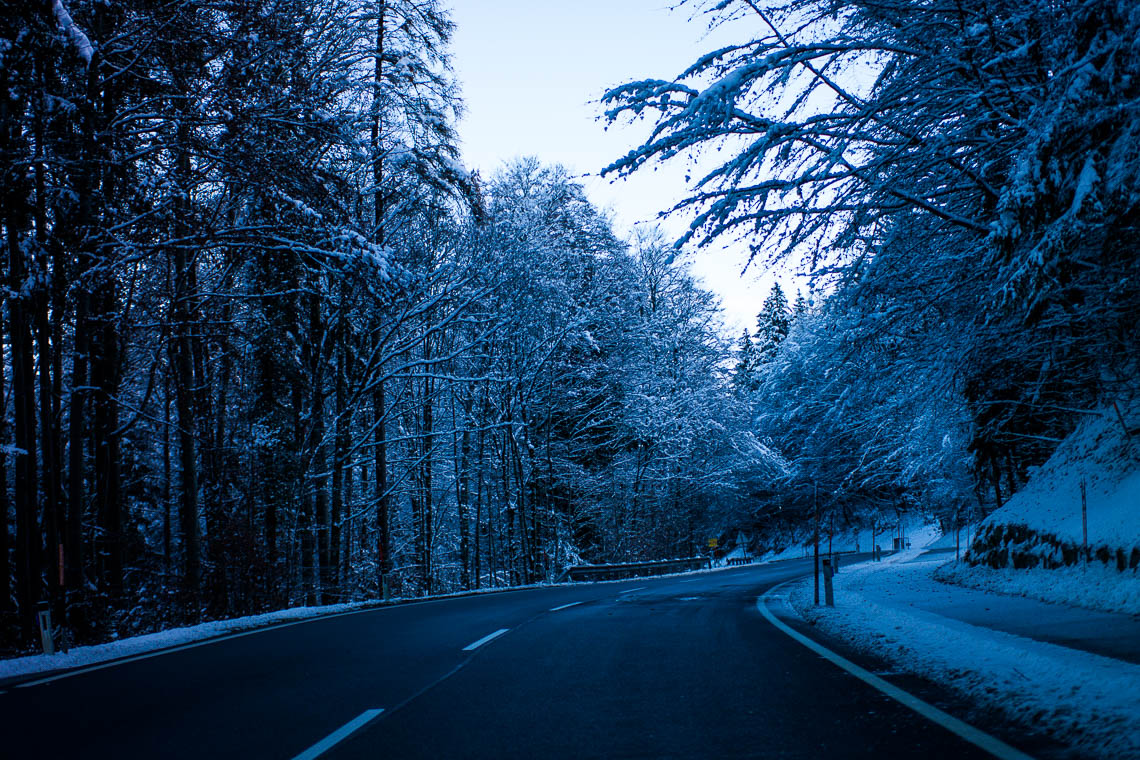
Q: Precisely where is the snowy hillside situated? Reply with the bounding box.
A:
[968,401,1140,571]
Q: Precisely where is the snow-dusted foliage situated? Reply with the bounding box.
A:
[1,0,751,658]
[605,0,1140,544]
[604,1,1140,305]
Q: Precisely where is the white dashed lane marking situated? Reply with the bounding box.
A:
[290,708,384,760]
[462,628,510,651]
[550,601,582,612]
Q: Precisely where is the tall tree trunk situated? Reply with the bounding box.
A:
[191,266,223,614]
[2,55,42,642]
[163,358,172,582]
[456,395,472,590]
[92,280,123,602]
[474,411,485,589]
[421,363,434,593]
[66,280,89,625]
[6,171,41,646]
[172,246,200,614]
[374,375,389,595]
[212,287,235,612]
[309,287,331,604]
[370,4,392,599]
[329,317,349,603]
[32,49,63,623]
[0,306,10,621]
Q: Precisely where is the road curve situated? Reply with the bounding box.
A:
[1,559,1047,759]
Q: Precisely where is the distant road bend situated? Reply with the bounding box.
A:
[2,559,1049,759]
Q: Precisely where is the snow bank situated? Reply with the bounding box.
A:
[969,402,1140,571]
[935,561,1140,616]
[0,601,371,682]
[788,555,1140,757]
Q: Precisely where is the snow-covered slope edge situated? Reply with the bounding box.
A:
[967,401,1140,573]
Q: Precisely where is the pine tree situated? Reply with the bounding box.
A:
[792,290,809,319]
[755,284,790,362]
[733,329,758,392]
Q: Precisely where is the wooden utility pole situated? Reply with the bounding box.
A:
[1080,478,1088,567]
[813,481,820,606]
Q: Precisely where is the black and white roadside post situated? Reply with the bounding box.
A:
[37,601,55,655]
[822,557,835,607]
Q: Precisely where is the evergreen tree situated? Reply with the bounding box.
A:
[792,290,809,319]
[733,329,758,392]
[755,284,790,361]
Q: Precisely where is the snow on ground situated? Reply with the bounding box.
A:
[761,520,944,563]
[787,551,1140,758]
[923,522,979,552]
[979,402,1140,550]
[759,543,812,563]
[0,601,373,681]
[935,560,1140,616]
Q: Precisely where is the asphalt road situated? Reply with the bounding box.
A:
[1,559,1042,759]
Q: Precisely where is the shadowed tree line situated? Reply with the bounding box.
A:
[0,1,762,653]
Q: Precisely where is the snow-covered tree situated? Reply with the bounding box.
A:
[603,0,1140,538]
[755,284,790,361]
[733,330,758,392]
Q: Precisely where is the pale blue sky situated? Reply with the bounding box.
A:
[449,0,795,334]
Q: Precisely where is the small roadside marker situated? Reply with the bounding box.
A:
[462,628,509,651]
[291,708,384,760]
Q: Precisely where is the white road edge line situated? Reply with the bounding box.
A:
[462,628,510,651]
[757,585,1034,760]
[618,586,646,594]
[550,601,582,612]
[11,618,333,688]
[291,708,384,760]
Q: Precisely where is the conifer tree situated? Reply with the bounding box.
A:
[733,329,758,392]
[755,284,790,361]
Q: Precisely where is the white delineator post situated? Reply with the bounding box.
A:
[37,603,55,656]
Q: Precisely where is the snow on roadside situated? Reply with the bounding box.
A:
[977,402,1140,552]
[787,555,1140,758]
[0,601,373,681]
[936,560,1140,616]
[760,521,943,563]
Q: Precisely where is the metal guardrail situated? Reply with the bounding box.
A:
[558,557,710,582]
